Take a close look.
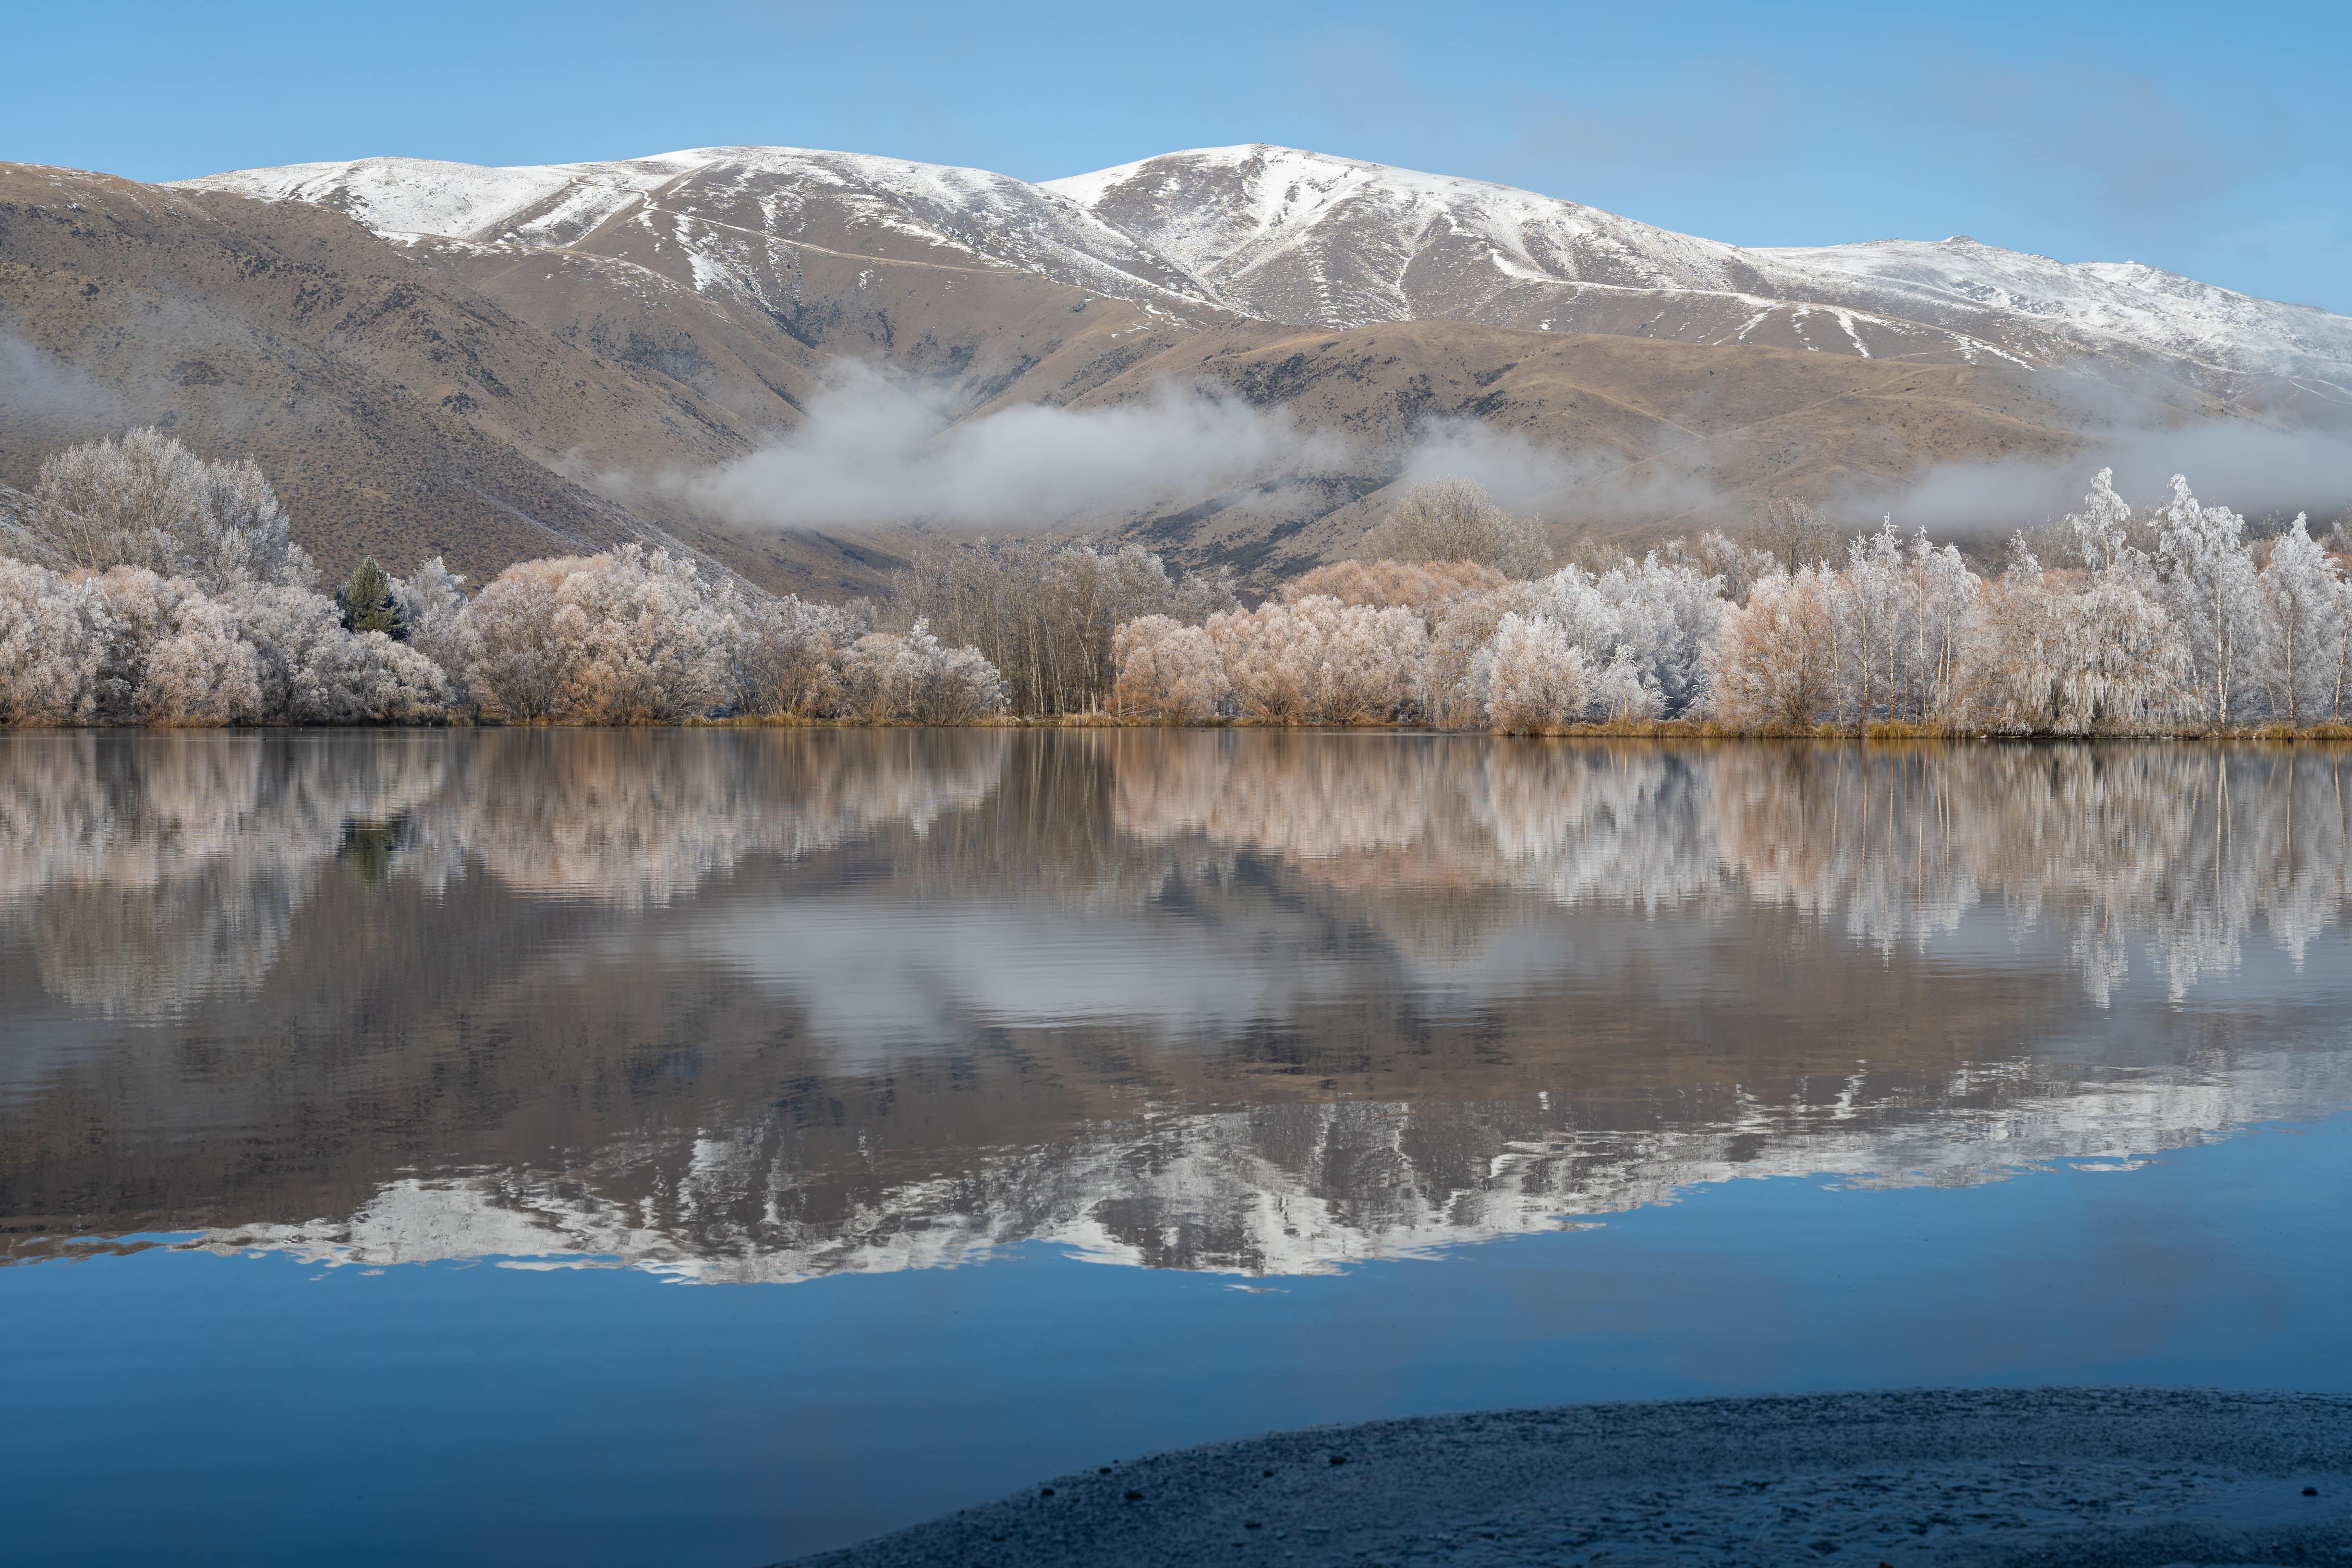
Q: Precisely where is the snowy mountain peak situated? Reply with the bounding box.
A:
[1047,144,1745,326]
[1048,148,2352,394]
[178,145,1227,318]
[178,143,2352,403]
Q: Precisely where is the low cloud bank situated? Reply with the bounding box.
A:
[1393,416,1722,524]
[673,369,1731,538]
[665,358,2352,543]
[1871,419,2352,534]
[675,365,1352,531]
[0,332,120,422]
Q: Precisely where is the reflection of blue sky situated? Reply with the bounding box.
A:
[11,736,2352,1566]
[12,1115,2351,1568]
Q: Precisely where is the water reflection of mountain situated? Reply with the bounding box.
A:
[176,1045,2352,1284]
[2,731,2349,1280]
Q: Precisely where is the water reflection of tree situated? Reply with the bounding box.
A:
[0,733,449,1017]
[1111,736,2352,1004]
[1709,746,2352,1004]
[426,729,1007,908]
[6,732,2352,1279]
[14,733,2343,1008]
[0,731,1009,1014]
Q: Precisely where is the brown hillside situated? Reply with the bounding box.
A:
[0,159,2244,598]
[0,164,898,593]
[1061,322,2135,575]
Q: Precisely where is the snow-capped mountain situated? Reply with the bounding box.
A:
[181,142,2352,401]
[184,146,1227,323]
[1049,146,2352,395]
[14,140,2341,592]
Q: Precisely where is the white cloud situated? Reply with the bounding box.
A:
[673,363,1354,531]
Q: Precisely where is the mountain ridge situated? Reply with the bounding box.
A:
[1045,144,2352,407]
[182,142,2352,407]
[2,142,2340,593]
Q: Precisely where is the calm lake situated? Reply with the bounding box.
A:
[5,729,2351,1566]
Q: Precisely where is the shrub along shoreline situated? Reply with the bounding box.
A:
[5,432,2350,740]
[721,712,2352,741]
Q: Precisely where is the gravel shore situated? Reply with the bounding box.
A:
[781,1387,2352,1567]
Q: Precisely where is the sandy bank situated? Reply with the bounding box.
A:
[781,1387,2352,1567]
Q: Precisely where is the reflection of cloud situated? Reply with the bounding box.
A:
[14,731,2352,1285]
[681,898,1368,1062]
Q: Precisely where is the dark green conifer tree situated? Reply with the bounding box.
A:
[335,557,406,639]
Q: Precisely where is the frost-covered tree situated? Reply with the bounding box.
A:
[228,583,363,719]
[1364,479,1552,578]
[1422,580,1543,728]
[1205,596,1428,723]
[291,626,449,723]
[1476,613,1656,730]
[1514,556,1724,719]
[1593,554,1725,718]
[1704,567,1840,728]
[141,597,263,725]
[393,557,470,693]
[2063,468,2148,576]
[1281,559,1508,614]
[77,567,189,721]
[458,558,573,720]
[1477,613,1590,731]
[736,595,869,718]
[1755,495,1842,572]
[458,547,737,723]
[2155,474,2260,725]
[1522,565,1624,656]
[1591,646,1661,722]
[1111,615,1228,723]
[2254,515,2349,725]
[2334,578,2352,726]
[837,620,1007,723]
[551,547,739,723]
[1832,520,1908,723]
[1964,539,2190,734]
[1679,531,1775,606]
[1901,529,1980,723]
[0,560,105,724]
[31,428,313,592]
[221,581,449,722]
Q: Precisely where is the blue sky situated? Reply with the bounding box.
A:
[9,0,2346,312]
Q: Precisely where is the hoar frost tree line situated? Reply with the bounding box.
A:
[3,428,2349,734]
[0,429,1006,726]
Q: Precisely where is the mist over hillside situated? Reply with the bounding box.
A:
[3,143,2347,592]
